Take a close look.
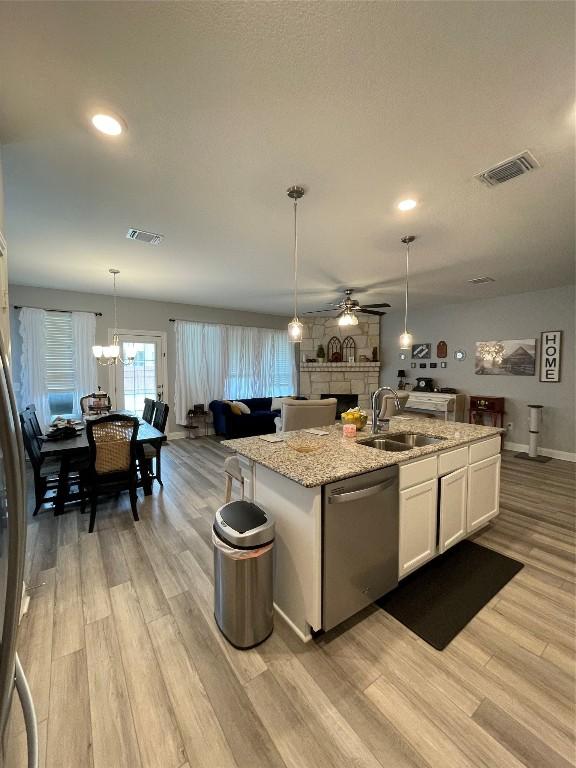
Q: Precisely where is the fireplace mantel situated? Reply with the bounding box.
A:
[300,362,381,372]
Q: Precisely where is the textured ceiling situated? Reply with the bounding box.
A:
[0,1,574,314]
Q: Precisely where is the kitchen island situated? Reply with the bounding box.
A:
[223,417,502,641]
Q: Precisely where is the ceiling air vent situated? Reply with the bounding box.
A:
[475,151,539,188]
[468,276,495,285]
[126,228,164,245]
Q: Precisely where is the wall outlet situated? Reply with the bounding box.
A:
[506,422,513,433]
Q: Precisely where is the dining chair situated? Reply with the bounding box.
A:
[84,414,140,533]
[141,401,169,487]
[19,412,86,515]
[275,398,337,432]
[23,404,42,438]
[142,397,156,425]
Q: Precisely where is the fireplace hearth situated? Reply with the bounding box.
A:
[321,393,359,419]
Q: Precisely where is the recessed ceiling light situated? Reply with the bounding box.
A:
[398,199,417,211]
[468,276,495,284]
[91,113,123,136]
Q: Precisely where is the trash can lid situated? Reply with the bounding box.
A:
[214,500,275,549]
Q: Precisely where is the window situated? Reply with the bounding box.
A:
[45,313,75,417]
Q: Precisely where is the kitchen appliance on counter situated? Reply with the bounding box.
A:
[322,467,399,631]
[0,335,38,768]
[415,377,434,392]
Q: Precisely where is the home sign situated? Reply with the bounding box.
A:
[539,330,562,382]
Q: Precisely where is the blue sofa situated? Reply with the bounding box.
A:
[209,397,280,438]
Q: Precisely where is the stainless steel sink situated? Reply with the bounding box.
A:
[385,432,446,447]
[359,437,412,452]
[360,432,446,452]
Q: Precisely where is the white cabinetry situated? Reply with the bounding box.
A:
[467,454,501,533]
[399,478,437,577]
[438,466,467,553]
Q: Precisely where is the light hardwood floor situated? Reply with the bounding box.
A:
[5,440,575,768]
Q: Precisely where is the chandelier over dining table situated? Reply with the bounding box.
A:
[92,268,135,366]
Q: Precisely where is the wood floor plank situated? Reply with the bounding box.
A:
[169,590,286,768]
[110,581,186,768]
[118,527,170,623]
[85,615,142,768]
[97,527,130,588]
[52,542,84,659]
[46,650,93,768]
[135,521,185,599]
[79,533,111,624]
[148,614,238,768]
[472,699,574,768]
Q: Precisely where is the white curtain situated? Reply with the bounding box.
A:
[19,307,50,430]
[174,319,296,422]
[71,311,97,415]
[174,320,227,425]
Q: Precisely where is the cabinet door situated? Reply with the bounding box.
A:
[439,467,467,553]
[399,479,437,578]
[467,454,501,533]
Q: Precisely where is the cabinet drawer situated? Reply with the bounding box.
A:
[399,455,437,490]
[469,436,500,464]
[438,447,468,475]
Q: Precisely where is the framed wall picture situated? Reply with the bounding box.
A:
[411,362,417,369]
[436,340,447,358]
[412,343,431,359]
[539,330,562,382]
[440,361,447,369]
[475,339,536,376]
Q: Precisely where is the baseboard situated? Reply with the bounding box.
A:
[503,441,576,463]
[273,603,312,643]
[167,431,187,440]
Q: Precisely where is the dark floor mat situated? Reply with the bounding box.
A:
[376,540,523,650]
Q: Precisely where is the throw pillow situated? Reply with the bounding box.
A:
[271,396,294,411]
[232,401,251,414]
[229,403,242,415]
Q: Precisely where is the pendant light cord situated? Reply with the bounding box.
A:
[403,240,410,335]
[293,198,298,319]
[113,271,118,334]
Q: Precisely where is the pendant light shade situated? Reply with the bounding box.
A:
[338,310,358,327]
[399,235,415,350]
[286,185,305,343]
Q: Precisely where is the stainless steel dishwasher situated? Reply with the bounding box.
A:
[322,466,399,631]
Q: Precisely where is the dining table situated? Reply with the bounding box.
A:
[40,415,167,515]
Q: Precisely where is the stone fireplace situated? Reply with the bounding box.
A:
[321,393,359,418]
[298,316,381,411]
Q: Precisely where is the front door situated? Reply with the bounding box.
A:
[109,330,166,415]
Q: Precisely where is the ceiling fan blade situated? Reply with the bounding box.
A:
[360,302,391,309]
[302,308,340,314]
[358,309,387,316]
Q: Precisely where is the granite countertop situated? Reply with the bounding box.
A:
[222,417,501,488]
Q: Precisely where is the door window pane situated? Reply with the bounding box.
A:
[122,342,157,415]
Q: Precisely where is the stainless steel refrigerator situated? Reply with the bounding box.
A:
[0,334,38,767]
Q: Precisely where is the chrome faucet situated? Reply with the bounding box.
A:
[371,386,401,433]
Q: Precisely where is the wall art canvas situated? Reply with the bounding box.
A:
[475,339,536,376]
[412,343,431,360]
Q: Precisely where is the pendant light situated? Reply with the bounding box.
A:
[92,269,135,366]
[338,310,358,327]
[399,235,415,349]
[287,185,305,343]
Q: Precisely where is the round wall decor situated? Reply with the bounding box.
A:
[454,349,467,361]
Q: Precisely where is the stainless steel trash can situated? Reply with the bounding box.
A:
[213,500,275,649]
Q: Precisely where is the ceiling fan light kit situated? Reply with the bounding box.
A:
[287,185,305,343]
[399,235,415,350]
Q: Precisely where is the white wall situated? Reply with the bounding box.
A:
[380,285,575,457]
[9,284,288,435]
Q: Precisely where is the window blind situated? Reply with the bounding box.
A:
[45,312,76,391]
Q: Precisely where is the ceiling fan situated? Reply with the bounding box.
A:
[304,288,390,326]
